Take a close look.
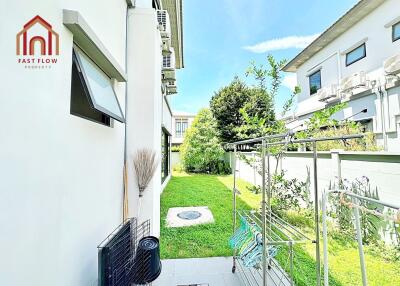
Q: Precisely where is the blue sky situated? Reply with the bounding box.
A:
[172,0,358,115]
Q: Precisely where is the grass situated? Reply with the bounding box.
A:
[160,172,253,258]
[160,172,400,285]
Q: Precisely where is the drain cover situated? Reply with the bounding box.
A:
[177,210,202,220]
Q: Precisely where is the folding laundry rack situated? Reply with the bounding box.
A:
[229,133,364,286]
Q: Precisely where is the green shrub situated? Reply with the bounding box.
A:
[330,177,385,244]
[172,163,183,172]
[271,170,311,212]
[180,108,230,174]
[296,103,380,151]
[171,145,180,152]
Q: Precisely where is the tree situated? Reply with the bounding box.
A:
[180,108,230,174]
[210,77,252,143]
[235,55,299,139]
[210,56,293,143]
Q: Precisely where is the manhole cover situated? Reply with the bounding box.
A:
[177,210,202,220]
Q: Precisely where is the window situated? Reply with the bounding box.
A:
[393,21,400,42]
[309,70,321,95]
[181,120,188,134]
[71,56,111,126]
[175,118,188,137]
[70,47,125,124]
[175,121,181,137]
[346,43,366,66]
[163,55,171,68]
[161,129,170,182]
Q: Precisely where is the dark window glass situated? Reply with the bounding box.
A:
[161,130,170,182]
[181,121,188,134]
[309,70,321,95]
[73,47,125,123]
[346,43,366,66]
[70,55,111,126]
[393,21,400,42]
[175,121,181,137]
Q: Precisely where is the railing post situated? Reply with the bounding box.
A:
[313,141,321,286]
[322,190,329,286]
[261,139,267,286]
[232,145,237,272]
[353,197,368,286]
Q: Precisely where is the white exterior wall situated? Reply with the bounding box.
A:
[126,7,163,236]
[292,0,400,151]
[162,96,173,133]
[0,1,127,285]
[0,0,176,284]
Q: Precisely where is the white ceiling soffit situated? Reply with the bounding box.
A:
[63,9,127,82]
[161,0,184,69]
[283,0,385,72]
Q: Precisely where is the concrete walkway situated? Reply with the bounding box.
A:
[153,256,242,286]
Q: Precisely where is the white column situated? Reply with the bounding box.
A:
[331,149,342,185]
[126,8,162,237]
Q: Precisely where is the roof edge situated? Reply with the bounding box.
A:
[282,0,385,72]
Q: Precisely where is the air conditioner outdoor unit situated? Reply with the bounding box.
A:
[340,71,368,92]
[162,70,176,82]
[166,84,177,95]
[157,10,171,38]
[384,53,400,76]
[167,80,176,88]
[162,48,175,71]
[161,38,171,52]
[317,84,339,102]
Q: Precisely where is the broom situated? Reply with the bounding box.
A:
[132,149,158,217]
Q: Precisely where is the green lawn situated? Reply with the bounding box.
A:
[160,172,253,258]
[160,172,400,285]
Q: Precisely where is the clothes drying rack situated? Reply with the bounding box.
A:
[229,133,364,286]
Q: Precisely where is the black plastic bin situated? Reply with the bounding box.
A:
[131,236,162,284]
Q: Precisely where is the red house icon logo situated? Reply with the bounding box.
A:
[16,15,59,56]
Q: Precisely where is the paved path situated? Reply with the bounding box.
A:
[153,256,242,286]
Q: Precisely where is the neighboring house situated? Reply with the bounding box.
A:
[172,111,195,146]
[282,0,400,151]
[0,0,183,285]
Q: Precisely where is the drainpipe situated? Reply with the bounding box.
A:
[374,85,388,151]
[336,50,342,85]
[382,84,391,133]
[123,2,133,221]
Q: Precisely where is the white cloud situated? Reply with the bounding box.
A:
[243,34,320,53]
[282,74,297,91]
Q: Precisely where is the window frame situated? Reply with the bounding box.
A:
[308,70,322,96]
[175,120,182,137]
[181,120,188,134]
[70,52,111,126]
[175,118,189,138]
[345,43,366,66]
[161,128,170,183]
[73,47,125,123]
[393,21,400,42]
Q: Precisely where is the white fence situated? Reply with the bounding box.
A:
[171,151,181,168]
[226,150,400,206]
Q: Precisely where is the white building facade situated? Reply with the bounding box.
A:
[0,0,183,285]
[171,111,195,146]
[283,0,400,152]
